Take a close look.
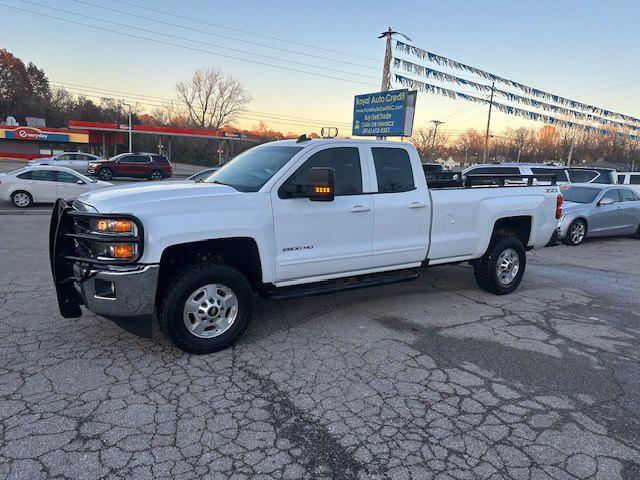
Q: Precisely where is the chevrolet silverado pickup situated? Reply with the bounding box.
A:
[50,138,562,353]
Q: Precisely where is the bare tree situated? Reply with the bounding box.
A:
[174,67,252,130]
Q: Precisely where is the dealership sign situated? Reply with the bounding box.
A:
[0,126,89,143]
[352,89,417,137]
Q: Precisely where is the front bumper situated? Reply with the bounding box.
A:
[72,263,159,320]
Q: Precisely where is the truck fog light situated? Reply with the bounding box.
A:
[94,279,115,298]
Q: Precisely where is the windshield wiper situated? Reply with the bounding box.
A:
[210,180,233,187]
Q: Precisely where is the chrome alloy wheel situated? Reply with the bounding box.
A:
[496,248,520,285]
[570,222,586,244]
[12,192,30,207]
[150,171,163,180]
[183,284,239,338]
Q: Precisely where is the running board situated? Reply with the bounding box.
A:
[265,270,419,301]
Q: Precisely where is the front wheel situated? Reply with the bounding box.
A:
[159,263,254,354]
[11,191,32,208]
[562,219,586,246]
[474,235,526,295]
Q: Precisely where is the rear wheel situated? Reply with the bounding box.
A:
[11,191,32,208]
[160,263,254,354]
[474,234,526,295]
[98,168,113,181]
[148,170,163,181]
[563,219,586,246]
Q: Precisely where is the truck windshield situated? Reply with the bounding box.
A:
[561,186,601,204]
[205,145,304,192]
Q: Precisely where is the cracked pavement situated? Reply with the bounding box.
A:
[1,214,640,479]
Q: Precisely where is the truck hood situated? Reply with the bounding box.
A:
[76,181,238,213]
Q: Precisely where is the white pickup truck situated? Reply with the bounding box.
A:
[50,138,562,353]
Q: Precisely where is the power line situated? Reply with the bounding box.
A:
[55,86,354,130]
[108,0,380,62]
[3,3,379,88]
[69,0,380,72]
[50,81,354,127]
[18,0,380,82]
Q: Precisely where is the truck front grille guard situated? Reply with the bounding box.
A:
[49,198,144,318]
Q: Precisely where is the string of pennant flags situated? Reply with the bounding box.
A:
[392,58,640,133]
[394,74,638,140]
[394,40,640,129]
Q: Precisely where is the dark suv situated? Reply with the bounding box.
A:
[86,153,172,181]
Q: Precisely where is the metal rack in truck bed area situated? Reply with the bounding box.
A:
[427,173,557,189]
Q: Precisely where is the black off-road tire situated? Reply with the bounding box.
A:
[11,190,33,208]
[562,219,587,246]
[159,263,254,354]
[473,234,526,295]
[98,167,113,181]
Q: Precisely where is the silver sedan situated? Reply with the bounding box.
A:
[28,152,103,173]
[560,184,640,245]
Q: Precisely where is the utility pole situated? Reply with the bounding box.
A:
[378,27,396,92]
[482,81,495,164]
[122,102,133,153]
[430,120,444,158]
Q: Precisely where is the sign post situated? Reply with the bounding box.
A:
[352,89,417,138]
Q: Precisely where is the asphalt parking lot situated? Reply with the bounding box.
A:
[1,211,639,480]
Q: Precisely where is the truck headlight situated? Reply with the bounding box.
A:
[94,242,138,260]
[90,218,137,235]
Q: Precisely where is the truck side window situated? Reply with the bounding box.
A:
[372,147,415,193]
[286,147,362,195]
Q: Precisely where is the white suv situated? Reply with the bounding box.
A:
[463,163,570,184]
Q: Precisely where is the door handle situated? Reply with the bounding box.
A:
[408,202,427,209]
[349,205,370,212]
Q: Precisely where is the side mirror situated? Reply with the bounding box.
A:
[280,167,335,201]
[308,167,335,202]
[598,197,614,206]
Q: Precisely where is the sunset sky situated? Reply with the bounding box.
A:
[3,0,640,138]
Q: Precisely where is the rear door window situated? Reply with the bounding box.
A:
[531,167,568,182]
[371,147,415,193]
[630,175,640,185]
[568,169,598,183]
[621,189,637,202]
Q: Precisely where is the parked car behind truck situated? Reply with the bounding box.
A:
[559,184,640,245]
[86,153,172,181]
[50,139,561,354]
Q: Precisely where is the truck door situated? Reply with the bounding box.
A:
[272,146,373,283]
[368,146,430,268]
